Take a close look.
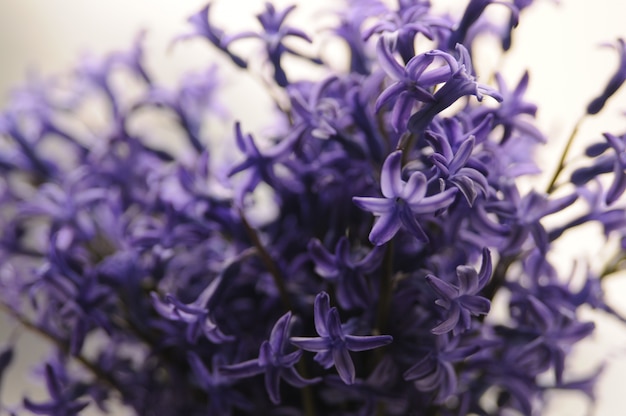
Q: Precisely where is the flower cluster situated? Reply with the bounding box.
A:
[1,1,625,415]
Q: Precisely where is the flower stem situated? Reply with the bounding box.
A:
[0,301,124,398]
[545,115,585,194]
[374,240,394,335]
[238,208,293,311]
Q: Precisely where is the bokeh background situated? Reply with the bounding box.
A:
[1,0,626,414]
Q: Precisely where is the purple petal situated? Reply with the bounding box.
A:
[426,274,458,301]
[352,196,394,214]
[290,337,329,352]
[380,150,404,198]
[269,312,292,353]
[220,359,263,378]
[402,171,428,202]
[344,334,393,352]
[369,211,402,246]
[332,347,356,385]
[314,291,331,337]
[308,239,338,278]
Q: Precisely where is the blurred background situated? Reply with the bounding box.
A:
[1,0,625,414]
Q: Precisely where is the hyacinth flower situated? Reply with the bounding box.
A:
[363,1,451,63]
[587,38,626,114]
[187,353,254,415]
[308,237,383,309]
[407,44,503,135]
[353,150,458,245]
[22,364,90,416]
[228,121,303,205]
[425,248,492,335]
[290,292,393,385]
[177,3,248,68]
[220,312,320,404]
[374,38,448,133]
[2,1,626,415]
[425,133,489,205]
[447,0,519,51]
[403,334,481,403]
[151,256,241,344]
[136,66,222,153]
[470,71,545,144]
[222,2,321,86]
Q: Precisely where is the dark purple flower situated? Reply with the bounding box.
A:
[0,345,14,396]
[222,3,321,86]
[151,283,232,344]
[426,133,488,205]
[375,38,445,133]
[178,4,248,68]
[228,122,303,205]
[290,292,392,385]
[221,311,320,404]
[151,256,242,344]
[447,0,519,51]
[22,364,90,416]
[187,353,253,415]
[587,38,626,114]
[353,150,458,245]
[308,237,383,309]
[403,334,480,403]
[425,248,492,335]
[407,44,502,135]
[363,1,451,63]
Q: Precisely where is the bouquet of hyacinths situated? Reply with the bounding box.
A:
[1,0,626,415]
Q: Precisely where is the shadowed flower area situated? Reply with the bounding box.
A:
[221,312,320,404]
[0,0,625,415]
[425,248,492,335]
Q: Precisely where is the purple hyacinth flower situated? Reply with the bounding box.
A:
[374,38,447,133]
[447,0,519,50]
[187,353,253,414]
[425,248,492,335]
[178,4,248,68]
[228,122,303,205]
[602,132,626,205]
[22,364,90,416]
[222,3,320,86]
[353,150,458,245]
[220,312,320,404]
[426,134,489,205]
[587,38,626,114]
[408,44,502,135]
[308,237,383,309]
[364,1,451,63]
[290,292,392,385]
[403,334,480,403]
[151,257,242,344]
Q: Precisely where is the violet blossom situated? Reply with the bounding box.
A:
[1,1,625,415]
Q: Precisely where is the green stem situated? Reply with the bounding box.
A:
[600,251,626,280]
[545,115,585,194]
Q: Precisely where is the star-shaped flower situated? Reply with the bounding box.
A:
[221,312,320,404]
[353,150,457,245]
[290,292,392,385]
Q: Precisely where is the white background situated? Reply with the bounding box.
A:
[1,0,626,414]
